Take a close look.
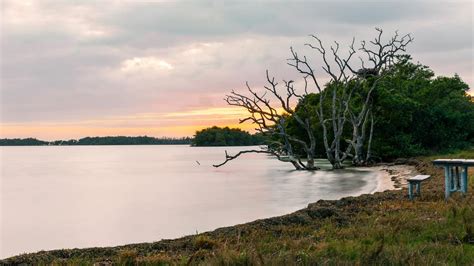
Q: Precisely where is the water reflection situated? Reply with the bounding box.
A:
[1,146,379,258]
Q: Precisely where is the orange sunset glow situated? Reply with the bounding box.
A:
[0,107,260,140]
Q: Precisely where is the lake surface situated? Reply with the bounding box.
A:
[0,145,380,258]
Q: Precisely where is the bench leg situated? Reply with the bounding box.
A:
[455,166,460,190]
[450,167,456,190]
[461,166,468,194]
[416,182,421,196]
[408,182,414,200]
[445,166,451,200]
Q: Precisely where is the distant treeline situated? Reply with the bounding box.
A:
[0,136,192,146]
[193,126,265,146]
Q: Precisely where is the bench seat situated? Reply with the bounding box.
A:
[407,175,431,182]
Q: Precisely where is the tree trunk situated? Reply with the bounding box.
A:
[366,111,375,162]
[305,153,318,170]
[353,136,365,166]
[351,104,372,166]
[332,160,344,169]
[290,159,303,170]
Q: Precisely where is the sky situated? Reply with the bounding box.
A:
[0,0,472,140]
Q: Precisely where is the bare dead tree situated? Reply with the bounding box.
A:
[288,36,357,169]
[215,28,412,170]
[347,28,413,166]
[288,28,412,168]
[213,71,319,170]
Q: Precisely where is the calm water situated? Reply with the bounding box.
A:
[0,145,379,258]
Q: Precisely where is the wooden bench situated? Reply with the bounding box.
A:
[432,159,474,200]
[407,175,431,200]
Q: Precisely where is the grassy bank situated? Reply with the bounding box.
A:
[2,150,474,265]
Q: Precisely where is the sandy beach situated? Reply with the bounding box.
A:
[370,164,420,193]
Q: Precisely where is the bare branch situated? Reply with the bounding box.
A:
[213,149,278,167]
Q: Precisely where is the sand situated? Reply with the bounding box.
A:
[366,164,420,193]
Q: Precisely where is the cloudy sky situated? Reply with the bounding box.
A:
[1,0,472,140]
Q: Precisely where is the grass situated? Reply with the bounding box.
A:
[2,149,474,265]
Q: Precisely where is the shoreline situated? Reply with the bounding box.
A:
[371,163,420,193]
[1,163,419,262]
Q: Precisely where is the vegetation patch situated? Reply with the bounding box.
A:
[193,126,265,146]
[0,136,192,146]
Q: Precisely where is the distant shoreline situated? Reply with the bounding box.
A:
[0,143,192,146]
[0,136,192,146]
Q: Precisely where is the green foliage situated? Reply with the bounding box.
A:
[284,56,474,160]
[192,126,265,146]
[372,56,474,159]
